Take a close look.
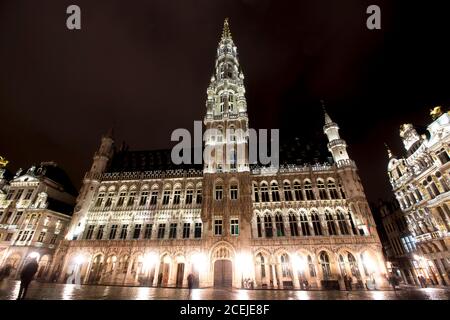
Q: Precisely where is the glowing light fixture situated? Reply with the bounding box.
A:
[192,252,207,272]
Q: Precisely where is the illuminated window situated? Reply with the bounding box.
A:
[214,219,223,235]
[230,219,239,236]
[280,254,291,277]
[319,252,331,279]
[215,185,223,200]
[230,185,238,200]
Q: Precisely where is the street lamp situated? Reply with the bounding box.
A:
[236,252,252,288]
[292,254,307,289]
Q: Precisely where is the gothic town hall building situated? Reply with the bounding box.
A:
[50,19,389,290]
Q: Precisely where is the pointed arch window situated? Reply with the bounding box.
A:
[348,213,358,235]
[311,212,323,236]
[337,211,350,235]
[328,179,339,199]
[261,183,269,202]
[280,254,291,277]
[289,213,299,236]
[318,180,328,200]
[348,253,361,278]
[308,255,316,277]
[304,181,315,200]
[319,252,331,279]
[256,216,262,238]
[325,211,337,235]
[253,184,260,202]
[258,254,266,278]
[283,182,293,201]
[339,255,347,277]
[275,213,285,237]
[300,214,311,236]
[293,181,304,201]
[271,182,280,202]
[264,214,273,238]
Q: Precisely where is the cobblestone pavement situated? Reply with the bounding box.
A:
[0,280,449,300]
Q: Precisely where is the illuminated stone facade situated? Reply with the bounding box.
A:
[50,19,388,291]
[0,162,75,280]
[387,107,450,286]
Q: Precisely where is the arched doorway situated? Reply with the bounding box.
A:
[214,260,232,288]
[157,255,171,287]
[88,254,104,284]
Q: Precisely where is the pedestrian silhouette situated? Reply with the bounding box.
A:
[17,258,39,300]
[187,273,194,299]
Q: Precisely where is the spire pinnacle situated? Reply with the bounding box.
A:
[221,17,232,41]
[321,100,333,124]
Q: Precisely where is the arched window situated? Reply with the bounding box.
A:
[215,183,223,200]
[104,190,115,207]
[337,211,350,235]
[280,254,291,277]
[300,214,311,236]
[289,213,299,236]
[271,182,280,202]
[257,253,266,278]
[348,213,358,235]
[304,181,315,200]
[348,253,361,278]
[95,192,105,207]
[293,181,304,201]
[283,182,293,201]
[127,188,137,207]
[319,252,331,279]
[261,183,269,202]
[311,212,323,236]
[230,184,238,200]
[162,187,171,205]
[317,180,328,200]
[173,187,181,205]
[360,253,370,277]
[338,254,347,277]
[308,255,316,277]
[325,211,337,235]
[328,179,339,199]
[253,183,260,202]
[256,216,262,238]
[275,213,285,237]
[117,188,127,207]
[264,214,273,238]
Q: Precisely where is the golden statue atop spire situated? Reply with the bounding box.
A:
[221,17,232,41]
[0,156,9,168]
[430,106,443,120]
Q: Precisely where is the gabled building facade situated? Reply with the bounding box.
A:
[387,107,450,286]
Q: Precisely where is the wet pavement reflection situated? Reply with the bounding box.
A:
[0,280,449,300]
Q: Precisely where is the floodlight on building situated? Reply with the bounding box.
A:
[192,252,207,273]
[292,254,307,273]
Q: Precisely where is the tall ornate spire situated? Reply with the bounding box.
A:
[221,17,232,41]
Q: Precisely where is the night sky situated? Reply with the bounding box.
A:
[1,0,450,204]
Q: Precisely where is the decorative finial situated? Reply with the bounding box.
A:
[430,106,443,120]
[0,156,8,168]
[384,142,394,159]
[221,17,232,41]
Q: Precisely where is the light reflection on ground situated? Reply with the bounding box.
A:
[0,280,448,300]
